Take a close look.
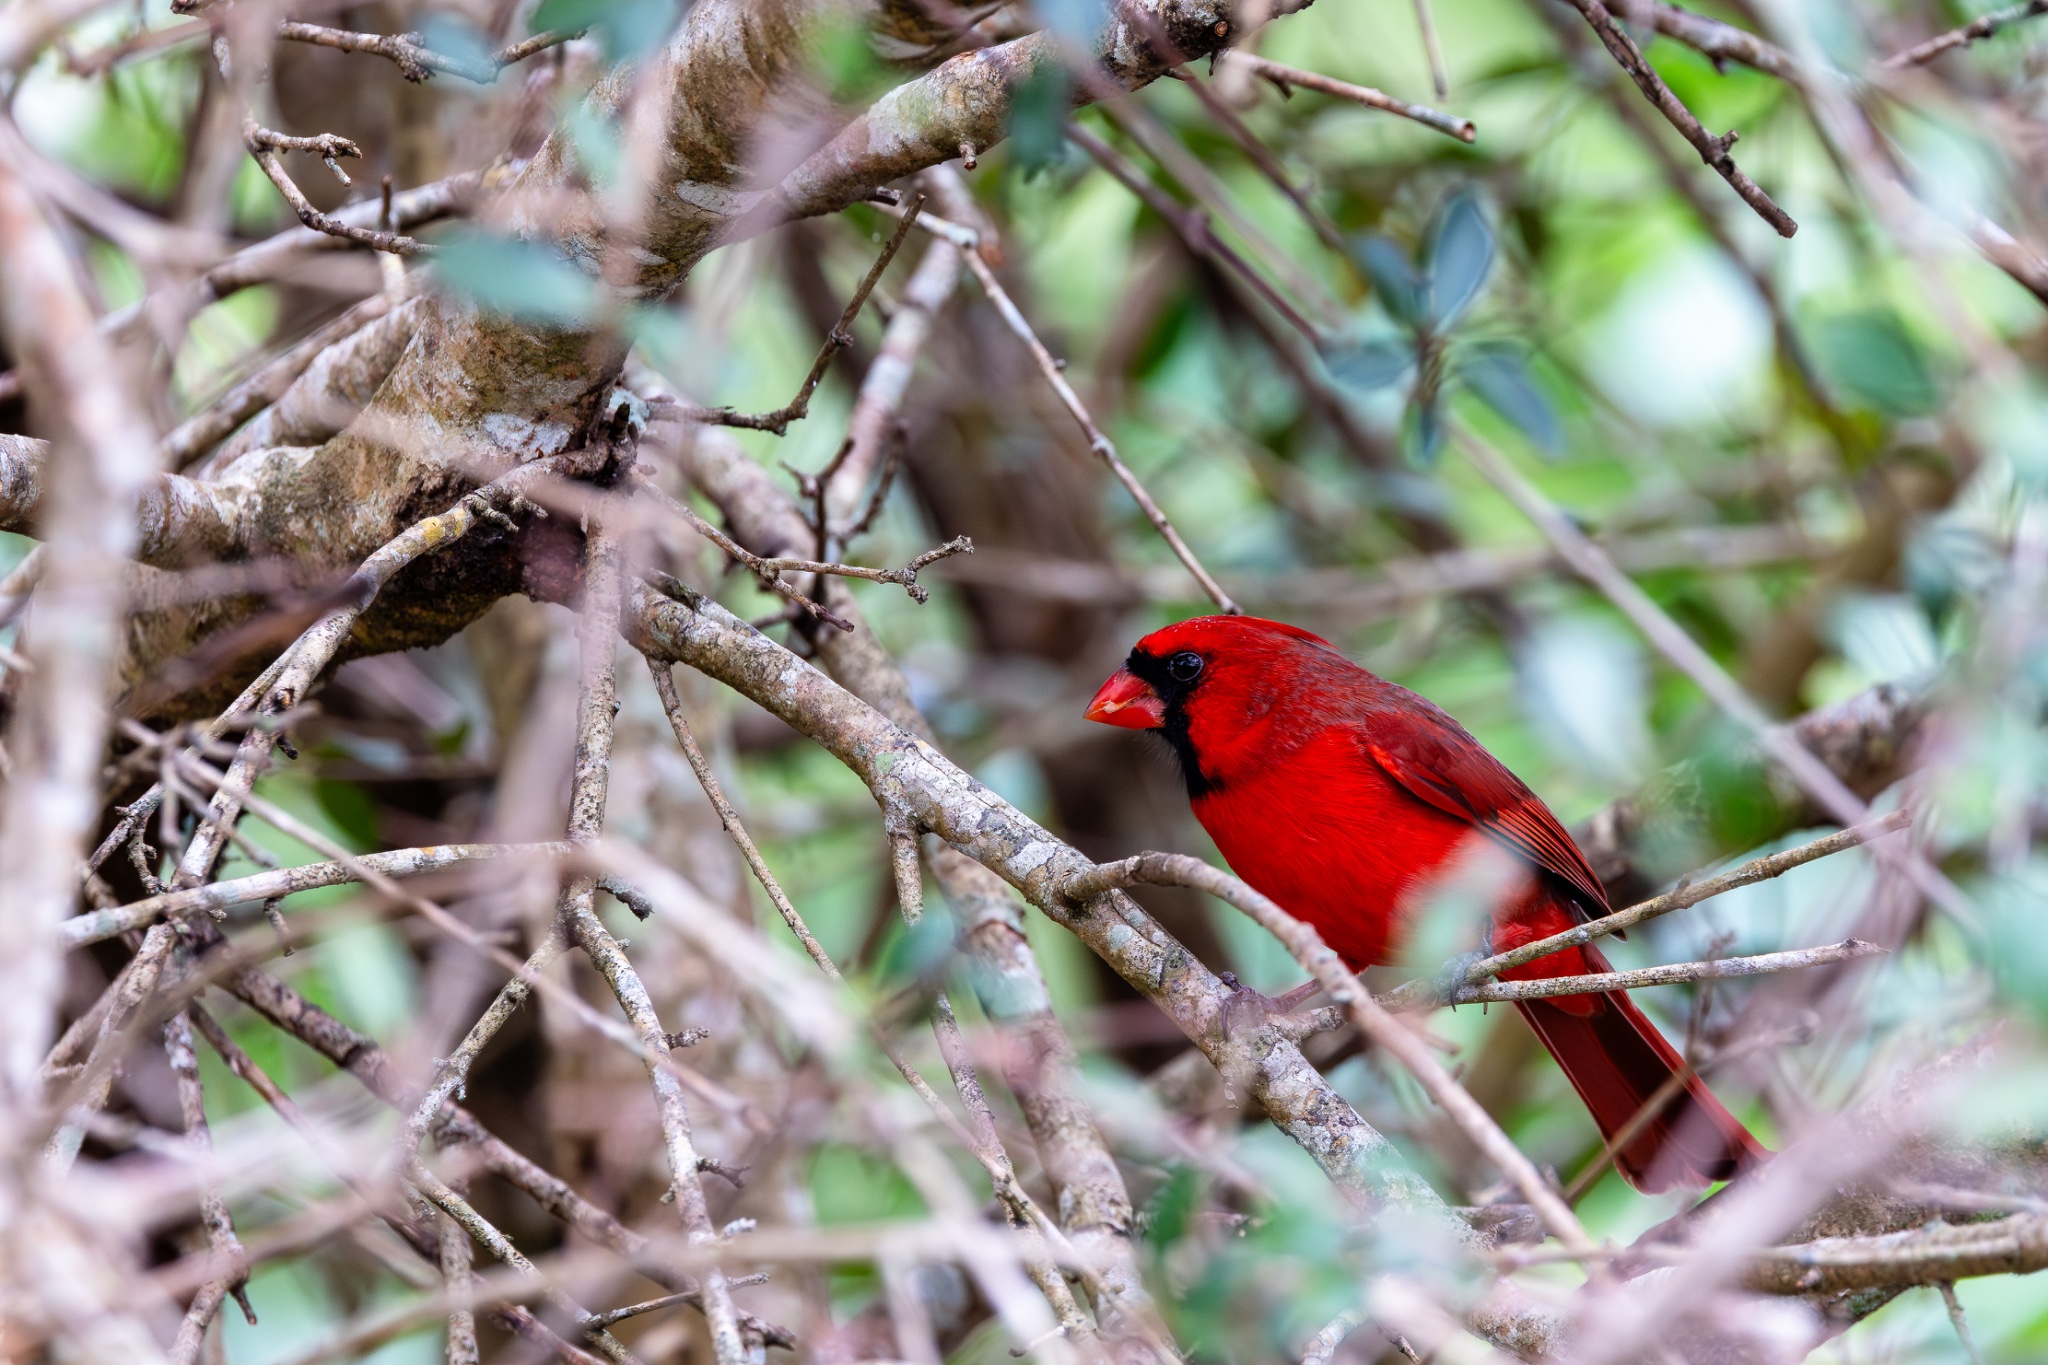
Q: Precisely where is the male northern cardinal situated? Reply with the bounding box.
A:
[1085,614,1763,1192]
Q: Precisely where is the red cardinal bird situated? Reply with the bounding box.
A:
[1085,614,1764,1192]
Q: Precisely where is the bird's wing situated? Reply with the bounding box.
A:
[1359,709,1611,915]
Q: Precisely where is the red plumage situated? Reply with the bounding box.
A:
[1085,614,1765,1193]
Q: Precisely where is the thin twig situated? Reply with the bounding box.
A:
[164,1009,255,1365]
[438,1178,481,1365]
[1068,120,1324,341]
[401,933,568,1161]
[681,196,924,436]
[1218,51,1475,142]
[242,120,427,254]
[1411,0,1449,96]
[63,842,564,948]
[1881,1,2048,69]
[1380,811,1912,1010]
[1163,69,1347,255]
[409,1166,645,1365]
[646,660,837,973]
[581,1278,772,1332]
[1638,3,1797,78]
[960,237,1240,615]
[1558,0,1796,236]
[565,517,747,1365]
[1425,939,1883,1006]
[738,536,974,604]
[276,22,582,83]
[1098,101,1345,330]
[1938,1281,1988,1365]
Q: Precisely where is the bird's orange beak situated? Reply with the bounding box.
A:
[1084,666,1165,730]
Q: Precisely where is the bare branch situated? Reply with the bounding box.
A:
[681,195,924,436]
[961,241,1240,615]
[244,119,428,255]
[565,515,747,1365]
[1881,0,2048,69]
[1435,938,1884,1006]
[1217,52,1475,142]
[1728,1211,2048,1295]
[1559,0,1797,236]
[1637,3,1797,78]
[1384,810,1912,1010]
[635,468,958,628]
[409,1166,645,1365]
[164,1011,255,1364]
[275,22,582,84]
[63,843,563,949]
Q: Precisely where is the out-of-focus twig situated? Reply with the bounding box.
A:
[957,199,1241,614]
[63,842,563,948]
[1218,51,1475,142]
[1455,427,1968,920]
[1881,0,2048,69]
[164,1010,256,1364]
[275,22,581,83]
[680,195,922,435]
[563,517,748,1365]
[1067,120,1322,342]
[0,146,159,1102]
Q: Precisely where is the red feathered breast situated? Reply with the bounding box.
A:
[1191,726,1496,969]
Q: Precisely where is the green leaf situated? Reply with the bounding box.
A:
[1461,342,1560,454]
[1323,336,1415,392]
[533,0,678,60]
[1984,860,2048,1025]
[1424,189,1493,327]
[1810,309,1939,417]
[434,231,603,325]
[1353,235,1425,329]
[1009,66,1073,177]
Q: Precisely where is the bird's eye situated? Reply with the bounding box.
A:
[1167,651,1204,683]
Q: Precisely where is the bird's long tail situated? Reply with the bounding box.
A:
[1507,942,1766,1193]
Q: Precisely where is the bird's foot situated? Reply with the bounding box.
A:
[1433,949,1490,1005]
